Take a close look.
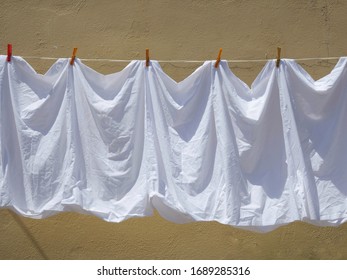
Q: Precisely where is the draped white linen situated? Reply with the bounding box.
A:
[0,55,346,231]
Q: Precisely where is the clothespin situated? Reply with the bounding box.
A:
[7,44,12,62]
[214,48,223,68]
[276,47,281,68]
[145,48,149,67]
[70,47,78,65]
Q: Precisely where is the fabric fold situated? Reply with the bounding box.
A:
[68,59,151,221]
[0,56,69,216]
[280,58,347,225]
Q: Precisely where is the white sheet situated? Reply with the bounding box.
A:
[0,56,346,231]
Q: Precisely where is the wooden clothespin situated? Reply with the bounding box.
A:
[276,47,281,68]
[214,48,223,68]
[145,48,150,67]
[70,47,78,65]
[7,44,12,62]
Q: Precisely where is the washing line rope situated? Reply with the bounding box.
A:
[21,56,342,63]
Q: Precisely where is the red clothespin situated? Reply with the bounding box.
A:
[70,47,78,65]
[214,48,223,68]
[276,47,281,68]
[145,48,149,67]
[7,44,12,62]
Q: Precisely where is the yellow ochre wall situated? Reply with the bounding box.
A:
[0,0,347,259]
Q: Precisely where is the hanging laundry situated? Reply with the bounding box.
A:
[0,56,346,231]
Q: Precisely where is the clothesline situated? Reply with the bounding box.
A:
[20,55,342,63]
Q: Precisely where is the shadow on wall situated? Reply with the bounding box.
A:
[0,209,346,259]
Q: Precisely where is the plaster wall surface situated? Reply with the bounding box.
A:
[0,0,346,259]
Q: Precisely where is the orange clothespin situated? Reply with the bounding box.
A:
[7,44,12,62]
[214,48,223,68]
[145,48,149,67]
[276,47,281,68]
[70,47,78,65]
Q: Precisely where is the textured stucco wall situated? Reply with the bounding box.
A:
[0,0,347,259]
